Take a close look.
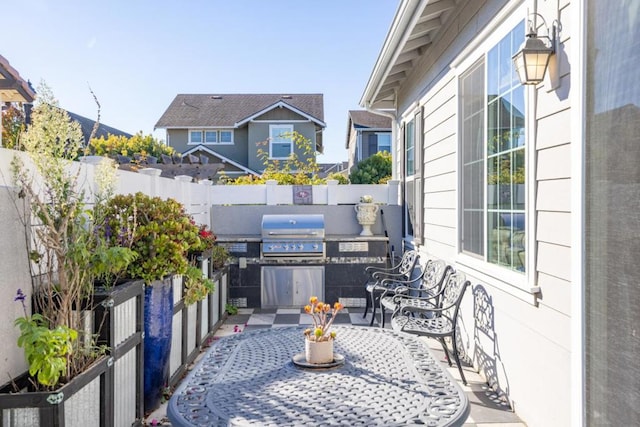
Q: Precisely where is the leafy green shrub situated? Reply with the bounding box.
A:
[225,304,239,315]
[15,312,77,387]
[89,132,173,159]
[326,172,348,184]
[183,265,215,306]
[349,151,392,184]
[222,131,326,185]
[104,192,201,284]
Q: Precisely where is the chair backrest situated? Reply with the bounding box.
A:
[420,259,451,290]
[440,271,470,321]
[397,250,420,277]
[419,259,452,303]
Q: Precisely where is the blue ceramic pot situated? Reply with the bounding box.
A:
[143,277,173,413]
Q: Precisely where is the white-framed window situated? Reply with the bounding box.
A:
[188,129,234,145]
[189,130,203,144]
[204,131,218,143]
[220,130,233,143]
[269,124,294,159]
[459,20,526,273]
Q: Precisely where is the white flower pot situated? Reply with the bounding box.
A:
[354,203,379,236]
[305,338,334,364]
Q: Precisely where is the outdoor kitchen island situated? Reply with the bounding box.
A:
[218,233,389,309]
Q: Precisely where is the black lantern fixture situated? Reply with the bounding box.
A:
[512,16,556,85]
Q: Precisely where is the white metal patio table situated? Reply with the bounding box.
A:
[167,326,469,426]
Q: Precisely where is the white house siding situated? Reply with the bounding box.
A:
[390,1,573,425]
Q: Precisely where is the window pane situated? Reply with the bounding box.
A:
[405,179,414,236]
[204,131,217,143]
[271,142,291,158]
[220,131,232,143]
[377,133,391,152]
[460,60,485,256]
[486,22,526,273]
[405,121,415,175]
[190,131,202,143]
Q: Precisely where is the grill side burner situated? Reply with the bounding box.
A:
[261,214,325,258]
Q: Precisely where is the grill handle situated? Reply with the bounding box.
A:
[267,231,319,236]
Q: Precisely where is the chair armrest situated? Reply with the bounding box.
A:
[365,265,395,274]
[391,292,438,305]
[379,274,422,289]
[372,270,406,280]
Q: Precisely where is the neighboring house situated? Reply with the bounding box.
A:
[317,161,348,179]
[361,1,638,427]
[0,54,36,147]
[155,94,325,178]
[345,110,391,172]
[65,110,133,145]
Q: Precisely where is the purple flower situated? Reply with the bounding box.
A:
[14,288,26,302]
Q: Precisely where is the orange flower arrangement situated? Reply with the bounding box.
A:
[303,296,344,342]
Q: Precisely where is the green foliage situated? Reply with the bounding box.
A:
[349,151,392,184]
[210,244,230,270]
[89,132,173,160]
[1,104,26,149]
[326,172,348,184]
[225,303,239,315]
[222,131,325,185]
[10,83,137,388]
[15,313,78,388]
[183,265,215,306]
[91,246,139,287]
[104,192,201,284]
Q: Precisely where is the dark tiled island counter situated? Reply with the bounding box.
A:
[218,235,388,308]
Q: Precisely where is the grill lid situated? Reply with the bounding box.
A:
[261,214,325,239]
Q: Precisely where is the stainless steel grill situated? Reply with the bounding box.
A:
[261,214,325,257]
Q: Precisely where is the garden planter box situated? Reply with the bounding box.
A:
[0,356,112,427]
[92,279,144,425]
[168,265,229,387]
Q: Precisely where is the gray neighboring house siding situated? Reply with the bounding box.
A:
[155,94,325,175]
[346,110,391,171]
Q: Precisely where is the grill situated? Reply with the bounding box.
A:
[261,214,325,258]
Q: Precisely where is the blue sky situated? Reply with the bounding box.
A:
[3,1,399,163]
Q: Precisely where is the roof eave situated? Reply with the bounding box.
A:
[360,0,425,110]
[235,100,326,128]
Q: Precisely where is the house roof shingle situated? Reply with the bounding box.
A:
[66,110,133,143]
[155,94,325,129]
[348,110,392,129]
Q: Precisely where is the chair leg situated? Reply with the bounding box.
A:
[451,331,467,385]
[379,301,387,328]
[363,287,370,318]
[439,338,452,367]
[369,291,379,326]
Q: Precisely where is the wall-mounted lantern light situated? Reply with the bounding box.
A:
[512,15,556,85]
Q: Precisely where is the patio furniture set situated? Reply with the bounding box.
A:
[168,250,471,426]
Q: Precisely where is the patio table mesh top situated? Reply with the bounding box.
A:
[168,326,469,426]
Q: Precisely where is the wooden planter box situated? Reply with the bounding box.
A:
[0,356,111,427]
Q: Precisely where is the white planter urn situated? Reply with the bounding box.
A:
[354,203,379,236]
[305,338,334,364]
